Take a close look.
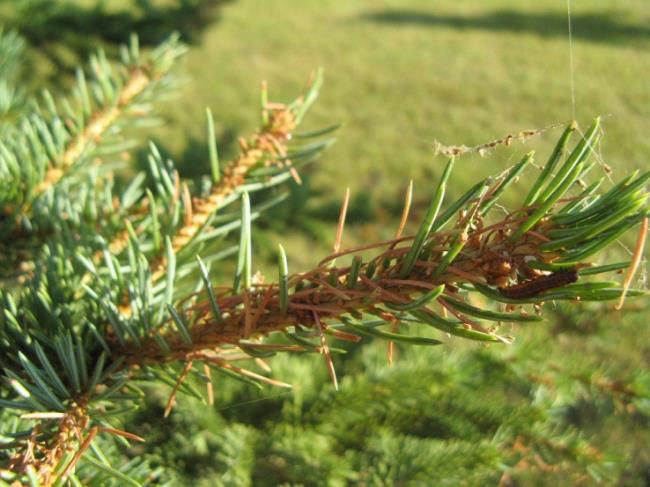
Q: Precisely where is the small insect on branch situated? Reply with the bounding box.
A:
[498,269,580,299]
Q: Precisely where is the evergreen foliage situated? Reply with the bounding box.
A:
[0,28,26,131]
[0,34,647,486]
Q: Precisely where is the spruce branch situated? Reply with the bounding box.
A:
[92,120,647,370]
[0,34,186,237]
[1,116,648,485]
[0,28,26,129]
[82,72,332,322]
[0,28,24,82]
[120,165,647,366]
[6,400,90,485]
[146,72,327,283]
[0,70,335,484]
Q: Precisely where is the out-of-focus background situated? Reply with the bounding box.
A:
[2,0,649,484]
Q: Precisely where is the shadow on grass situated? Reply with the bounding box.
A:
[4,0,233,76]
[361,9,650,45]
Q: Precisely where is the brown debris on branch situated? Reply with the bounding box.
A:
[434,121,565,158]
[8,400,145,484]
[149,102,300,281]
[115,195,570,366]
[7,401,89,485]
[99,78,320,304]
